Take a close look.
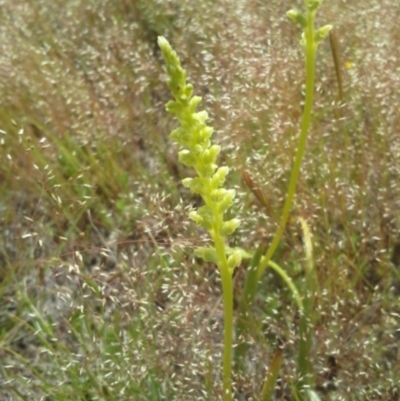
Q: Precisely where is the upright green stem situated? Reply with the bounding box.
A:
[256,11,316,280]
[220,262,234,401]
[236,3,332,375]
[212,225,234,401]
[239,10,317,316]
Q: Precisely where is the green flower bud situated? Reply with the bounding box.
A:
[196,205,214,230]
[190,144,202,156]
[166,99,182,115]
[315,25,333,43]
[170,126,191,146]
[194,247,219,264]
[217,189,236,213]
[227,250,242,272]
[286,9,307,29]
[181,177,192,188]
[211,166,229,189]
[188,96,202,113]
[300,32,306,48]
[220,219,241,236]
[182,177,205,195]
[202,145,221,165]
[307,0,322,12]
[190,209,213,230]
[211,188,228,203]
[178,149,197,167]
[189,211,203,225]
[198,163,218,178]
[198,126,214,143]
[157,36,169,51]
[183,84,194,100]
[200,149,211,162]
[226,246,251,260]
[167,73,187,100]
[194,110,208,125]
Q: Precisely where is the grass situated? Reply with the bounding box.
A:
[1,0,400,400]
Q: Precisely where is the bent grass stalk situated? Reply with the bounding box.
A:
[296,217,319,397]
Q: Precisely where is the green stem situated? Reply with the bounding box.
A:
[259,342,284,401]
[213,228,233,401]
[240,9,317,314]
[257,13,316,280]
[297,283,314,392]
[220,263,234,401]
[268,260,303,312]
[234,240,267,371]
[236,8,318,377]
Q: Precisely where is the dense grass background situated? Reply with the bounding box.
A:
[0,0,399,400]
